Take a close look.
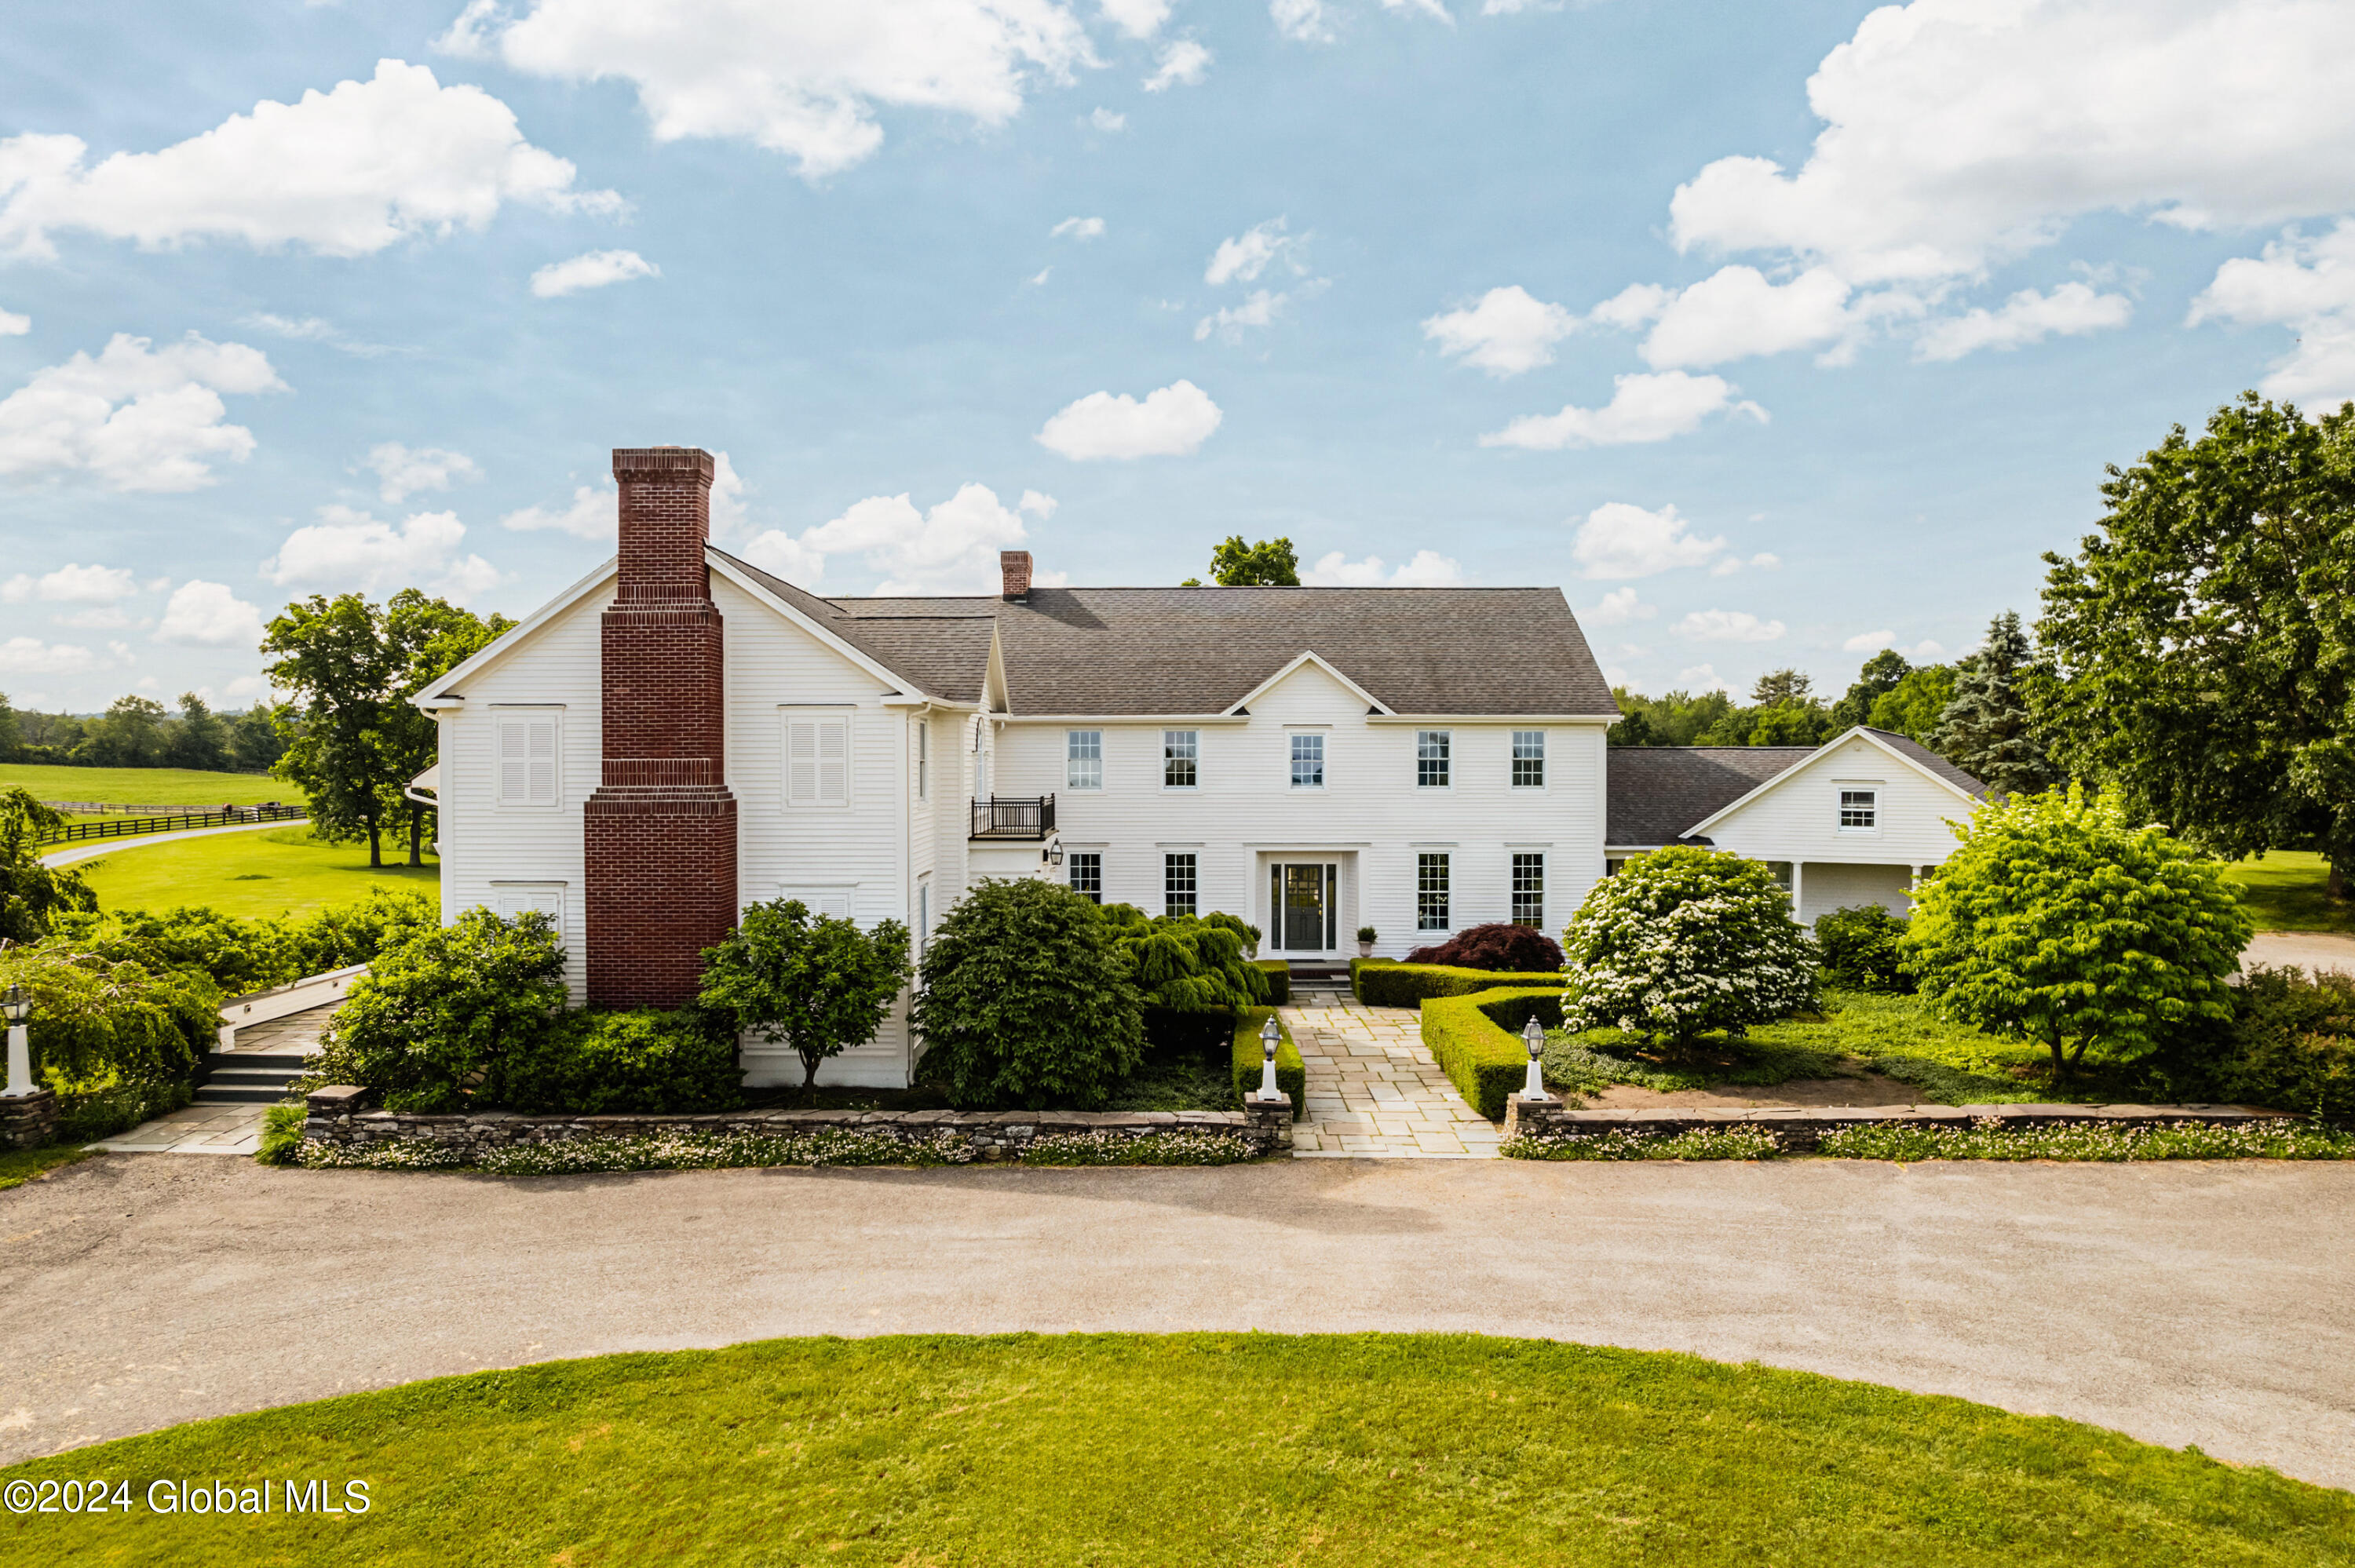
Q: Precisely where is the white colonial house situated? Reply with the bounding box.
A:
[414,447,1985,1088]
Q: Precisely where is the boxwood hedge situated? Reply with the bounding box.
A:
[1421,986,1565,1120]
[1350,958,1565,1008]
[1229,1005,1305,1118]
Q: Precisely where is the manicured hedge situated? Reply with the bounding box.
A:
[1251,959,1291,1006]
[1422,986,1564,1120]
[1230,1006,1305,1119]
[1350,959,1565,1008]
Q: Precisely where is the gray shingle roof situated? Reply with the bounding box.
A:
[1606,747,1816,847]
[718,555,1619,717]
[1864,727,1991,797]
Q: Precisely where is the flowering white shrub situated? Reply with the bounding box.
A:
[1559,847,1817,1045]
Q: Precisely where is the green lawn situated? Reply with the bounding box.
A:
[2,1335,2344,1566]
[0,762,299,808]
[2220,851,2355,934]
[0,1145,90,1191]
[71,825,436,919]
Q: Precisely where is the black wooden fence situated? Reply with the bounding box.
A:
[41,803,307,844]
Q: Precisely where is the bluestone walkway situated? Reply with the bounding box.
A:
[1283,987,1500,1158]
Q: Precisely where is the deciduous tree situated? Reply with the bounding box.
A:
[0,787,97,943]
[264,593,400,866]
[698,899,911,1090]
[1203,535,1301,586]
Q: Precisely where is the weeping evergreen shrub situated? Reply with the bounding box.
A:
[1100,904,1272,1049]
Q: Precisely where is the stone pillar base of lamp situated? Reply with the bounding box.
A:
[0,1087,59,1150]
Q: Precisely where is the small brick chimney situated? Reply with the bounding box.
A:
[1000,549,1033,600]
[582,447,739,1007]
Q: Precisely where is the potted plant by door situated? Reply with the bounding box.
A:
[1356,926,1377,959]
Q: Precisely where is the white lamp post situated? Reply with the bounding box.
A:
[1257,1016,1283,1101]
[2,983,32,1099]
[1520,1015,1546,1101]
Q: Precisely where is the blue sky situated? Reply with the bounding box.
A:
[4,0,2352,714]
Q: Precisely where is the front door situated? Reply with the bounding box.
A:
[1271,862,1338,952]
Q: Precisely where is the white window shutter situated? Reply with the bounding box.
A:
[787,719,818,804]
[498,721,528,804]
[818,717,849,805]
[526,720,557,804]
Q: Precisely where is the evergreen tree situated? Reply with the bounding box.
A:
[1933,611,2059,795]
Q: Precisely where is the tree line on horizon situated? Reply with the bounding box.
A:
[0,691,286,776]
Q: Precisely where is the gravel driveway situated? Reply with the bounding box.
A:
[6,1154,2353,1491]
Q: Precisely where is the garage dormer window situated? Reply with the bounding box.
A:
[1838,788,1877,830]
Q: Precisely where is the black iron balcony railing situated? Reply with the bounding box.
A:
[971,793,1056,841]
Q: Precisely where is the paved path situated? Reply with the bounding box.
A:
[1283,989,1499,1158]
[8,1155,2353,1490]
[86,1101,268,1154]
[38,815,304,870]
[2247,929,2355,977]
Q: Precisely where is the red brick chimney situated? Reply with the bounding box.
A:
[582,447,739,1007]
[1000,549,1033,600]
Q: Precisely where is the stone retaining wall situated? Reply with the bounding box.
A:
[304,1086,1294,1161]
[1499,1095,2284,1150]
[1,1088,59,1151]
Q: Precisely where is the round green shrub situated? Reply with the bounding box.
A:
[1814,903,1913,993]
[911,878,1145,1109]
[1559,847,1819,1046]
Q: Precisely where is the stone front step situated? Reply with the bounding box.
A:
[195,1051,310,1106]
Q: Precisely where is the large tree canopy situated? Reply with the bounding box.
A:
[2036,393,2355,895]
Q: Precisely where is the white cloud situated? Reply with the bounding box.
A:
[1709,550,1780,578]
[1206,217,1291,285]
[1382,0,1453,23]
[1638,265,1855,369]
[710,450,747,537]
[0,59,615,260]
[1568,501,1725,581]
[1051,216,1105,240]
[1843,629,1894,653]
[1144,38,1212,90]
[471,0,1097,182]
[1195,289,1286,342]
[156,581,267,647]
[241,312,403,357]
[0,305,27,335]
[363,441,480,502]
[803,482,1032,593]
[1304,549,1465,586]
[1422,285,1578,377]
[1581,586,1656,625]
[1666,0,2355,286]
[0,638,104,675]
[1588,282,1672,330]
[1100,0,1171,36]
[1676,662,1733,693]
[531,248,659,298]
[265,505,502,600]
[54,607,133,630]
[501,483,615,538]
[0,332,283,492]
[1915,281,2133,361]
[1480,371,1766,450]
[1270,0,1333,43]
[1018,489,1057,517]
[2,562,137,603]
[1037,378,1221,459]
[2189,219,2355,404]
[1089,108,1127,132]
[1675,608,1785,644]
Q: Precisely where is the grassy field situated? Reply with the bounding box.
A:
[0,762,298,808]
[1,1334,2344,1566]
[2221,851,2355,934]
[71,825,435,918]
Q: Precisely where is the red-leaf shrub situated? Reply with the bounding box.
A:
[1403,922,1564,973]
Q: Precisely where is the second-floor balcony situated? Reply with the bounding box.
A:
[971,793,1056,841]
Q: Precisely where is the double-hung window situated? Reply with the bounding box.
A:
[1163,730,1199,789]
[1067,730,1103,791]
[1164,852,1197,917]
[495,713,560,808]
[915,720,928,800]
[1838,788,1878,830]
[1512,730,1545,788]
[1511,853,1545,928]
[1416,853,1451,932]
[1416,730,1451,788]
[1068,851,1103,903]
[786,713,851,807]
[1290,732,1324,789]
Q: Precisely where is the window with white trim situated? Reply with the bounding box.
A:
[1838,788,1878,830]
[786,714,850,807]
[780,885,856,921]
[1511,853,1545,928]
[1164,852,1198,917]
[1068,851,1103,903]
[1067,730,1102,790]
[1512,730,1545,788]
[491,883,564,940]
[1163,730,1199,789]
[917,880,930,947]
[1417,853,1451,932]
[1290,732,1324,789]
[495,715,560,808]
[916,720,928,800]
[1416,729,1451,788]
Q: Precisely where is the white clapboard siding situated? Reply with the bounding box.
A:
[1703,735,1975,874]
